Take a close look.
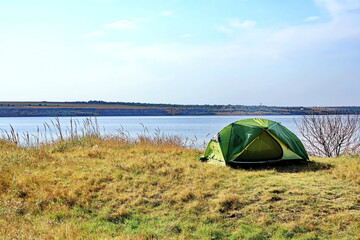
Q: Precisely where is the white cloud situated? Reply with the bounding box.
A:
[214,25,234,34]
[229,19,256,28]
[160,11,173,16]
[95,0,360,66]
[98,0,360,63]
[315,0,360,18]
[83,31,105,38]
[304,16,320,21]
[89,0,115,2]
[180,34,193,38]
[104,18,144,30]
[215,19,256,34]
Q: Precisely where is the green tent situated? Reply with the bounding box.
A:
[201,118,309,164]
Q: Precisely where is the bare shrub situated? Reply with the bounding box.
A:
[296,114,360,157]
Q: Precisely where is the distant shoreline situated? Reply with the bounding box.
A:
[0,101,359,117]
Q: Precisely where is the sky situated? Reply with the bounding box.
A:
[0,0,359,106]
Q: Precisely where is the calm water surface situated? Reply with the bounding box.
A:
[0,115,302,145]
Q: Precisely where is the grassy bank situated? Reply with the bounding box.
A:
[0,137,359,239]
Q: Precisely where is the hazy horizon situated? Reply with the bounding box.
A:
[1,0,359,106]
[1,100,360,108]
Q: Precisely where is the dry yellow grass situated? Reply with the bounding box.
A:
[0,138,359,239]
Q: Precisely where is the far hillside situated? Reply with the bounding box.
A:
[0,101,359,117]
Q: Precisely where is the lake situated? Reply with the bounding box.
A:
[0,115,303,147]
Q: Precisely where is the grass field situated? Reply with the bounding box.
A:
[0,136,359,239]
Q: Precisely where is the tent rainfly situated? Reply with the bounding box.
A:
[200,118,309,164]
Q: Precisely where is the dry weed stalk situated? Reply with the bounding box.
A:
[0,118,200,149]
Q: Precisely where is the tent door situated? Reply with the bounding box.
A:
[235,130,283,162]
